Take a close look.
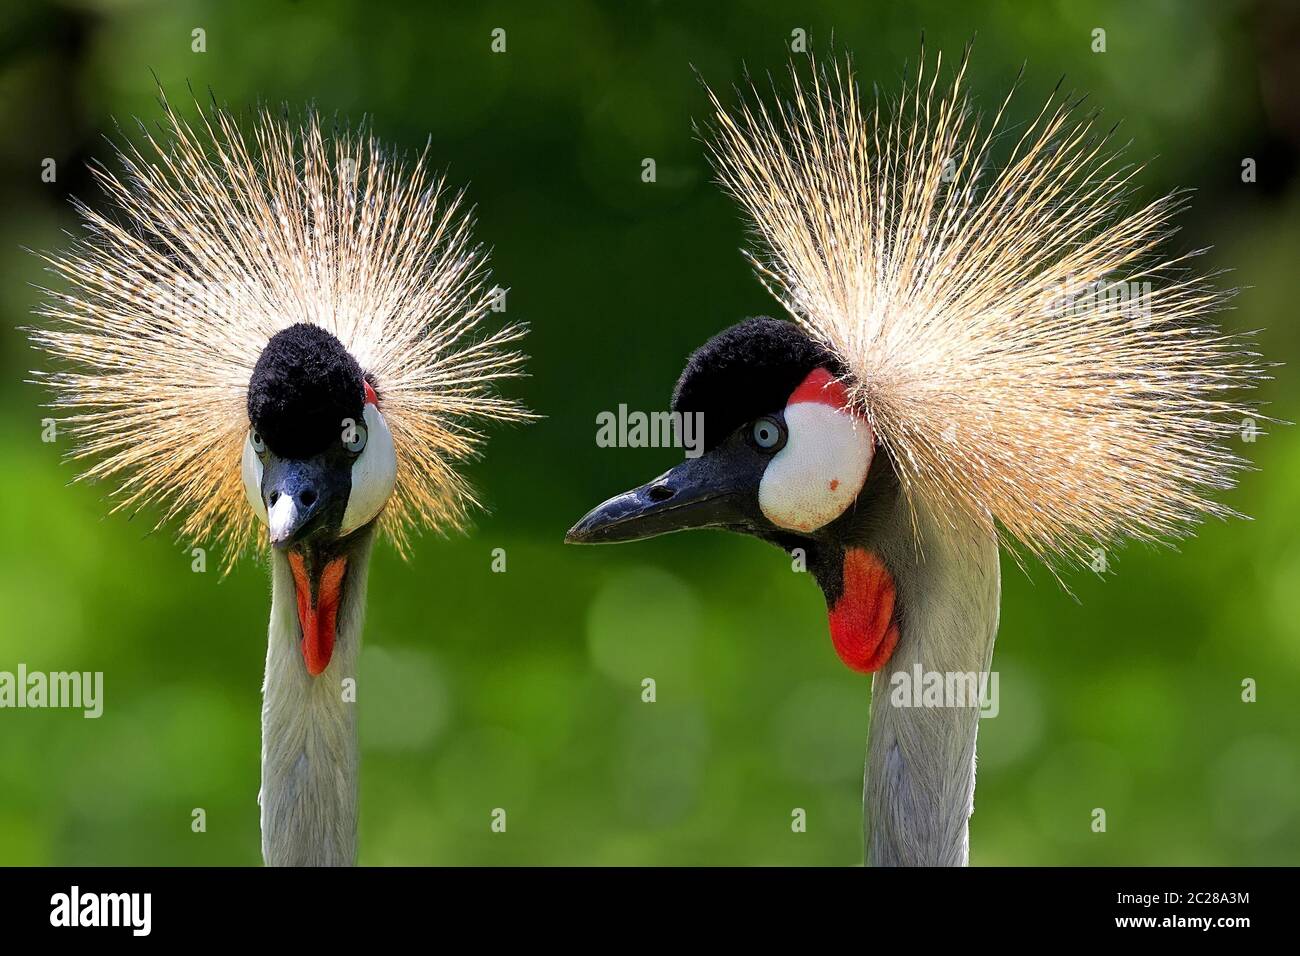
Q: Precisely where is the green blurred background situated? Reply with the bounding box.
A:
[1,0,1297,865]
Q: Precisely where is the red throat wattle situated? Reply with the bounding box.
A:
[287,553,348,676]
[828,548,899,673]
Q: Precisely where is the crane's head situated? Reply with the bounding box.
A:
[569,51,1264,675]
[567,317,897,673]
[241,324,399,676]
[567,318,870,543]
[243,324,397,552]
[30,98,531,680]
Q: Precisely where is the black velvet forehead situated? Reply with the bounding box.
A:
[247,323,365,459]
[670,317,845,452]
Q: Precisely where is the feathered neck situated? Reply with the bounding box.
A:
[260,528,374,866]
[789,453,1000,865]
[859,490,1001,866]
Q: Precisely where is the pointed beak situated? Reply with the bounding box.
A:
[565,452,759,544]
[262,456,340,549]
[259,452,355,677]
[267,494,301,546]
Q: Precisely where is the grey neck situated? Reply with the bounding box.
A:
[259,530,373,867]
[862,499,1001,867]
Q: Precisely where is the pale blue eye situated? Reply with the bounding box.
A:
[250,430,266,454]
[344,422,368,453]
[752,417,784,450]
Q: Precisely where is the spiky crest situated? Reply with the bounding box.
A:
[30,91,531,563]
[703,48,1264,568]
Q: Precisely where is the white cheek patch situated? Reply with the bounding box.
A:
[241,435,268,523]
[758,402,873,533]
[341,403,398,535]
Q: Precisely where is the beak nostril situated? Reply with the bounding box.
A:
[647,484,674,502]
[299,488,318,508]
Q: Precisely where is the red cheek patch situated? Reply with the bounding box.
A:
[364,380,378,406]
[787,366,852,410]
[827,548,900,674]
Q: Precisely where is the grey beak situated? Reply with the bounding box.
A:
[262,456,335,549]
[565,453,756,544]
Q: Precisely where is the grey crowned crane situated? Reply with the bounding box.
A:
[29,97,530,865]
[567,52,1264,866]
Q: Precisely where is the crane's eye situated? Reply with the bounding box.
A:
[250,430,266,454]
[343,421,368,454]
[750,416,786,452]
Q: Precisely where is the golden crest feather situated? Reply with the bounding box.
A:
[30,93,531,562]
[703,49,1264,568]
